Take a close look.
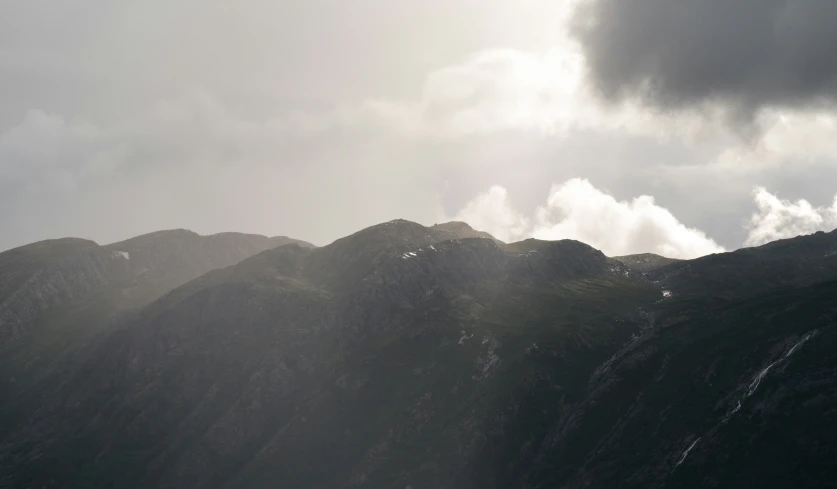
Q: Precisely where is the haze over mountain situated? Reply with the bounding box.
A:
[0,230,313,438]
[4,0,837,487]
[2,220,837,488]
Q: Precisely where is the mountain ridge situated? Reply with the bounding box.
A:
[0,227,319,444]
[3,222,837,488]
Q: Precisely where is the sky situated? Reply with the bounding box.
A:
[2,0,837,258]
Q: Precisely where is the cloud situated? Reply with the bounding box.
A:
[744,187,837,246]
[532,179,726,258]
[353,0,721,141]
[450,186,530,242]
[0,92,444,251]
[3,0,836,257]
[0,94,342,198]
[450,179,725,258]
[361,46,716,141]
[0,0,570,128]
[572,0,837,118]
[0,110,118,197]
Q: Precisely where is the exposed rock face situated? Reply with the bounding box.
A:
[3,223,837,489]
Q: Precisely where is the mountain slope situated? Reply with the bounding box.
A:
[0,221,653,489]
[104,229,314,307]
[0,238,128,342]
[0,229,313,440]
[648,229,837,299]
[614,253,681,272]
[0,230,314,342]
[3,225,837,488]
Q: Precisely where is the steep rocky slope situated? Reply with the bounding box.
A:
[2,223,837,489]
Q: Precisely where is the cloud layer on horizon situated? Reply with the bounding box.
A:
[453,181,837,258]
[451,179,726,259]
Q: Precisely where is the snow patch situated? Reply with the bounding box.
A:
[113,251,130,260]
[662,290,672,298]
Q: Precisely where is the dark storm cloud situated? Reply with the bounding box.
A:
[572,0,837,116]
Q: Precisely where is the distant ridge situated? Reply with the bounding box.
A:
[613,252,680,272]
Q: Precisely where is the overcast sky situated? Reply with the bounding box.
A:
[2,0,837,258]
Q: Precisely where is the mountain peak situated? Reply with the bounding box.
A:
[431,221,500,243]
[107,229,202,248]
[504,238,600,253]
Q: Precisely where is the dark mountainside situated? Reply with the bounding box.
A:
[0,230,314,343]
[0,230,313,439]
[2,222,837,489]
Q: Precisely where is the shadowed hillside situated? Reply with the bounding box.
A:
[2,223,837,488]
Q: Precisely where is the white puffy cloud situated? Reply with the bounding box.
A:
[450,185,530,243]
[449,179,725,259]
[744,188,837,246]
[532,179,726,258]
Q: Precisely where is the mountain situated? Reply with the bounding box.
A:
[0,230,314,341]
[430,221,502,243]
[647,229,837,299]
[105,230,314,307]
[0,230,313,440]
[2,222,837,489]
[614,253,680,272]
